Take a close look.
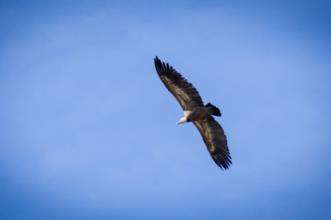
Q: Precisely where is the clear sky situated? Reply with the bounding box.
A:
[1,1,330,219]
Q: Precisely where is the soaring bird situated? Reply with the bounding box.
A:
[154,56,231,169]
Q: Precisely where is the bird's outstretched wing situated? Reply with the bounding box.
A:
[194,116,231,169]
[154,56,204,110]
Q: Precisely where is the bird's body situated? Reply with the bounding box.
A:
[178,105,220,124]
[154,56,232,170]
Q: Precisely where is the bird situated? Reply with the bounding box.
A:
[154,56,231,170]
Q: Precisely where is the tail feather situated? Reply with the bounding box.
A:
[206,103,221,116]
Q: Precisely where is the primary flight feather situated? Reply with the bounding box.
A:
[154,56,232,170]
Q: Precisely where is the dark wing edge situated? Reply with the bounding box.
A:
[154,56,204,110]
[194,116,232,169]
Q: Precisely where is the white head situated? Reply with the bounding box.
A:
[177,110,191,125]
[177,116,188,125]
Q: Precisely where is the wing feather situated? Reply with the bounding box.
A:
[154,56,204,110]
[194,116,232,169]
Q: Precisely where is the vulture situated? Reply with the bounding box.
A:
[154,56,232,170]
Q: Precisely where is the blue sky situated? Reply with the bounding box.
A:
[0,1,330,219]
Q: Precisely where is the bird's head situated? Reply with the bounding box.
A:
[177,117,187,125]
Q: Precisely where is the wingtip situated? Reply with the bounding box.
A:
[154,56,161,64]
[212,153,232,170]
[154,56,170,74]
[154,56,162,64]
[153,56,176,76]
[154,56,162,70]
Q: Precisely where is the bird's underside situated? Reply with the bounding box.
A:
[154,56,232,170]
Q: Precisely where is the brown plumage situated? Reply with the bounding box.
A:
[154,56,232,170]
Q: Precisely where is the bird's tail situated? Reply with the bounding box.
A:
[205,103,221,116]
